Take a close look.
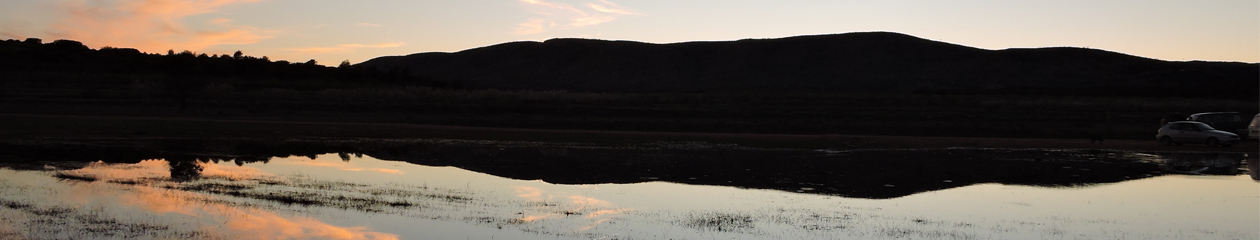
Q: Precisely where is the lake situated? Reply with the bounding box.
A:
[0,139,1256,239]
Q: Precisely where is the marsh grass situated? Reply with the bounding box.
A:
[684,212,758,233]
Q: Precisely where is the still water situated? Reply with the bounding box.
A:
[0,142,1256,240]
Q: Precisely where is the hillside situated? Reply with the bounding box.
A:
[0,35,1255,139]
[360,32,1257,98]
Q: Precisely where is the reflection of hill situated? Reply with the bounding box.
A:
[361,32,1257,99]
[2,139,1213,199]
[363,145,1171,199]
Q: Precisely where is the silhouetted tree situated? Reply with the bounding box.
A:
[338,60,352,68]
[233,50,243,59]
[49,39,89,50]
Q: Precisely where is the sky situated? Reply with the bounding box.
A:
[1,0,1256,66]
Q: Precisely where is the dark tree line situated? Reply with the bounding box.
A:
[0,38,462,93]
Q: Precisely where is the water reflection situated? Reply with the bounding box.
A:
[1150,152,1249,175]
[2,139,1254,199]
[2,145,1256,240]
[1,164,399,240]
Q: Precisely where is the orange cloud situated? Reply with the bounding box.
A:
[516,18,549,35]
[47,0,270,52]
[514,0,639,34]
[588,0,639,15]
[283,42,406,55]
[571,16,615,27]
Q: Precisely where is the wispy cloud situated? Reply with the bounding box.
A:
[514,0,640,35]
[515,18,549,35]
[283,42,406,55]
[44,0,271,52]
[588,0,639,15]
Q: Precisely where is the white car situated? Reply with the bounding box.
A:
[1156,121,1240,147]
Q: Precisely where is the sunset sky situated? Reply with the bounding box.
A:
[2,0,1256,65]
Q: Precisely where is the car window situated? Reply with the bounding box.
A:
[1170,123,1187,130]
[1191,122,1215,130]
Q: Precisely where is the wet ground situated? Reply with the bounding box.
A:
[0,139,1256,239]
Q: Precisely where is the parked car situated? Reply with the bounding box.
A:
[1157,121,1240,147]
[1186,112,1249,138]
[1249,113,1260,140]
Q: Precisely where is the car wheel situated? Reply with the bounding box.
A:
[1159,136,1173,146]
[1205,137,1219,147]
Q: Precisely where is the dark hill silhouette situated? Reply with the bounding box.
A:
[360,32,1257,98]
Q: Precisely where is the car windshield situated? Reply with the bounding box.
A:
[1197,114,1242,123]
[1191,122,1216,130]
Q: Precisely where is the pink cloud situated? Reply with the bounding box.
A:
[282,42,407,55]
[46,0,270,52]
[514,0,639,34]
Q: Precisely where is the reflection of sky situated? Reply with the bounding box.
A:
[248,153,1259,239]
[4,153,1257,240]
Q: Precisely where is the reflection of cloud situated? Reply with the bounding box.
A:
[570,196,611,207]
[121,184,399,240]
[586,209,624,218]
[200,161,270,180]
[45,0,271,52]
[514,186,550,201]
[59,159,270,182]
[61,160,169,181]
[283,42,406,55]
[514,0,639,34]
[342,168,403,174]
[3,167,399,240]
[280,160,405,174]
[222,207,400,240]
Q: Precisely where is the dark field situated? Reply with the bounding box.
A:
[2,87,1256,141]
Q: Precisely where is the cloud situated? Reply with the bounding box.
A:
[516,18,548,35]
[358,23,382,27]
[570,16,615,27]
[282,42,406,55]
[588,0,639,15]
[514,0,639,34]
[39,0,270,52]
